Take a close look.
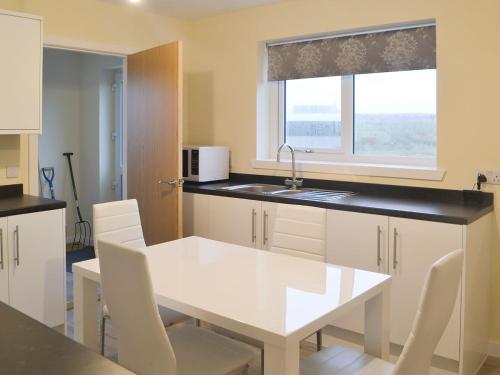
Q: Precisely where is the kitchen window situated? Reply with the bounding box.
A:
[264,23,439,170]
[280,69,436,165]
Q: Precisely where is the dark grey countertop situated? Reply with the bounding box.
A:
[183,174,494,225]
[0,302,133,375]
[0,184,66,217]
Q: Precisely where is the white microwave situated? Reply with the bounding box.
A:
[182,146,229,182]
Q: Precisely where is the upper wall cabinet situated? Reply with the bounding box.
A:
[0,10,42,134]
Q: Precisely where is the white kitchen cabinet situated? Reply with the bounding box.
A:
[388,217,462,360]
[0,10,42,134]
[183,193,278,250]
[4,209,65,327]
[0,218,8,304]
[208,195,263,248]
[327,210,462,360]
[326,210,388,333]
[183,192,210,237]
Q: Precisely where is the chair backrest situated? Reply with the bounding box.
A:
[93,199,146,257]
[97,239,177,375]
[270,204,326,262]
[393,249,464,375]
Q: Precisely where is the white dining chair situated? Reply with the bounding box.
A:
[210,203,327,374]
[300,248,464,375]
[272,203,326,351]
[97,239,255,375]
[270,203,327,262]
[93,199,189,355]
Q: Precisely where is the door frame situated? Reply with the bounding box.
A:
[35,43,129,199]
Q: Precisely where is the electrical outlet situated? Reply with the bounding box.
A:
[478,170,500,184]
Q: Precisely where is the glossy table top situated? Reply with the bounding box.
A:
[74,236,391,344]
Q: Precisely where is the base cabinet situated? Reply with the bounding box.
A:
[208,195,262,248]
[183,193,277,251]
[327,210,462,360]
[1,209,65,327]
[0,218,7,304]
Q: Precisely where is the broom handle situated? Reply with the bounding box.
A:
[63,152,84,222]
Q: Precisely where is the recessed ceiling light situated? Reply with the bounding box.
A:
[129,0,141,3]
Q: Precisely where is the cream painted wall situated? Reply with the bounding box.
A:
[181,0,500,340]
[18,0,187,55]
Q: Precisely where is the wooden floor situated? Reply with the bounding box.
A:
[65,309,500,374]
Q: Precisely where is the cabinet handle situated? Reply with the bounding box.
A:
[376,225,382,267]
[393,228,398,270]
[0,228,3,270]
[251,209,257,244]
[263,211,269,246]
[14,225,20,266]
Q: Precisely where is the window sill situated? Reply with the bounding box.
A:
[251,159,445,181]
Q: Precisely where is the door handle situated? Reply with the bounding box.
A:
[158,179,178,186]
[0,228,3,270]
[393,228,398,270]
[376,225,382,267]
[251,209,257,244]
[263,211,269,246]
[14,225,20,266]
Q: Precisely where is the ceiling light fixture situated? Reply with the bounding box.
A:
[129,0,141,3]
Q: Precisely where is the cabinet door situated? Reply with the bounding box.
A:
[8,209,65,327]
[261,202,277,250]
[0,218,8,304]
[327,210,389,333]
[389,217,462,360]
[0,13,41,133]
[208,196,262,248]
[183,193,210,237]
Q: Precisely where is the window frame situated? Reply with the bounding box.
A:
[274,72,437,168]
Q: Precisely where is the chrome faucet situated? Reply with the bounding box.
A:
[277,143,303,190]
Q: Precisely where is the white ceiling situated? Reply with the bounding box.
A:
[101,0,286,18]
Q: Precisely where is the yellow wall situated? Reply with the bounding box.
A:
[18,0,186,54]
[182,0,500,340]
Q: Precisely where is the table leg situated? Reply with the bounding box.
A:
[73,272,99,352]
[264,341,299,375]
[364,283,390,360]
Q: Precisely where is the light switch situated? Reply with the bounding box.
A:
[6,166,19,178]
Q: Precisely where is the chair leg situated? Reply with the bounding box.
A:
[261,348,264,375]
[316,329,322,351]
[100,316,107,355]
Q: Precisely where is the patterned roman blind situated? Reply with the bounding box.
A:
[267,25,436,81]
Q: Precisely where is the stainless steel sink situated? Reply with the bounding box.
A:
[217,184,284,194]
[269,189,305,196]
[271,188,355,201]
[217,183,355,202]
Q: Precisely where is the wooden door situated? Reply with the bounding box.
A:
[0,218,8,304]
[208,196,262,248]
[8,210,65,327]
[388,217,462,360]
[327,210,389,334]
[127,41,183,245]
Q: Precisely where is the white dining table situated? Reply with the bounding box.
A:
[72,236,391,375]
